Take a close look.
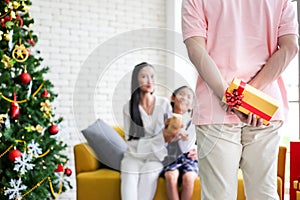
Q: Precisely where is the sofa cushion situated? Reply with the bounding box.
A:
[81,119,128,171]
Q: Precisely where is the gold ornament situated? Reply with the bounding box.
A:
[12,1,20,10]
[21,2,30,13]
[10,10,16,19]
[12,44,29,62]
[30,124,43,133]
[40,100,52,117]
[1,55,11,68]
[1,55,14,69]
[0,114,7,123]
[3,33,10,41]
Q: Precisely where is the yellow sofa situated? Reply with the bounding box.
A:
[74,127,286,200]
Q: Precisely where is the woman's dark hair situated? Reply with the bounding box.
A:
[129,62,154,139]
[171,85,193,112]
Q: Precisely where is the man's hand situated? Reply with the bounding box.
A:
[232,109,263,127]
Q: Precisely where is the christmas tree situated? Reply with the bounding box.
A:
[0,0,72,199]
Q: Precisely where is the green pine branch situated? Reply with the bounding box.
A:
[0,1,72,199]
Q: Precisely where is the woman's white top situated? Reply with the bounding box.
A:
[123,96,172,161]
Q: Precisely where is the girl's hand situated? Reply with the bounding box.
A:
[187,147,198,160]
[179,130,189,141]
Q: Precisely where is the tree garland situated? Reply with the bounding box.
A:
[0,82,44,103]
[4,176,64,200]
[0,139,50,159]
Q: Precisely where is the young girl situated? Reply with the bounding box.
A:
[121,62,179,200]
[162,86,198,200]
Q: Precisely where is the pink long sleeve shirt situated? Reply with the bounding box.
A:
[182,0,298,125]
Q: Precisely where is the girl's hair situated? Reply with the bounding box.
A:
[129,62,154,139]
[171,85,194,113]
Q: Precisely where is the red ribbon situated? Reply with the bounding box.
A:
[16,15,23,27]
[225,80,272,121]
[225,81,245,109]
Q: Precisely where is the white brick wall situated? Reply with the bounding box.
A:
[30,0,168,199]
[24,1,300,199]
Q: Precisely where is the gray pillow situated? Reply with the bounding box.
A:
[81,119,128,171]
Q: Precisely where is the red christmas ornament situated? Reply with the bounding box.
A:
[26,39,35,46]
[64,167,72,176]
[10,92,20,119]
[55,164,64,172]
[19,72,31,84]
[0,16,11,27]
[48,124,59,135]
[9,149,22,161]
[10,102,20,119]
[41,88,50,98]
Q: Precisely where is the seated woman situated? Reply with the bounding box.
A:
[121,62,181,200]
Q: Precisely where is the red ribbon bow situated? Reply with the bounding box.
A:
[225,89,244,109]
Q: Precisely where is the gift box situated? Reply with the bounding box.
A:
[291,142,300,200]
[293,179,300,190]
[222,77,279,125]
[293,179,300,200]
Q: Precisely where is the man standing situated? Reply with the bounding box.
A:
[182,0,299,199]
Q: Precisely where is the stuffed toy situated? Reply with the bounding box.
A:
[166,113,184,136]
